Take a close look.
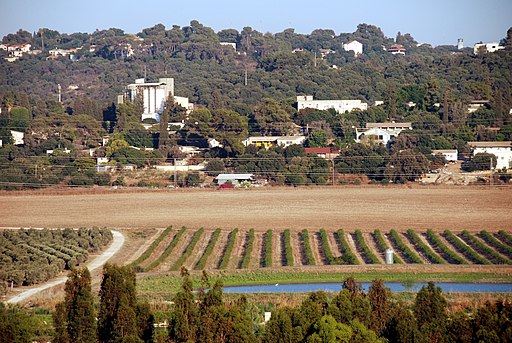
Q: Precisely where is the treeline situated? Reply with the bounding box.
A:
[0,228,112,292]
[2,269,512,342]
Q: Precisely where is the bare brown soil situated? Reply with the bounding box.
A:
[1,186,511,231]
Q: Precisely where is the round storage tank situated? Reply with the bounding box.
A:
[385,248,394,264]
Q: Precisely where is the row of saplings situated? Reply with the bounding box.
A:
[2,264,511,342]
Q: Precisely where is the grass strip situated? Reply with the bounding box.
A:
[406,229,446,264]
[239,229,254,269]
[479,230,512,259]
[460,230,510,265]
[496,230,512,247]
[283,229,293,266]
[263,230,273,267]
[301,229,315,265]
[336,230,359,265]
[144,227,186,272]
[354,230,379,264]
[443,230,491,265]
[389,229,423,264]
[130,226,173,268]
[425,229,467,264]
[219,228,239,269]
[171,228,205,271]
[373,229,402,264]
[319,229,335,265]
[194,228,221,270]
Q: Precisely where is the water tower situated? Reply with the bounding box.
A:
[457,38,464,50]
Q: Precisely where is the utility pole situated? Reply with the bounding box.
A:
[490,157,493,189]
[331,159,335,186]
[174,158,177,188]
[314,52,317,67]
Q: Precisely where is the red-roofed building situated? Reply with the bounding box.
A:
[304,147,340,159]
[388,44,406,55]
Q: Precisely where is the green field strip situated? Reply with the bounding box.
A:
[218,228,239,269]
[301,229,315,265]
[388,229,423,264]
[459,230,510,265]
[239,229,254,269]
[479,230,512,259]
[335,229,359,265]
[443,230,491,265]
[319,229,336,265]
[282,229,294,266]
[406,229,446,264]
[130,226,173,268]
[372,229,402,264]
[170,228,205,271]
[144,227,186,272]
[354,230,379,264]
[496,231,512,247]
[425,229,467,264]
[194,228,221,270]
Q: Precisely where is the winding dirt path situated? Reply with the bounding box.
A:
[6,230,125,304]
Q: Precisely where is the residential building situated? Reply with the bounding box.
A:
[468,141,512,170]
[319,49,335,58]
[215,173,255,186]
[220,42,236,50]
[10,130,24,145]
[126,78,174,122]
[467,100,488,113]
[304,147,340,159]
[296,95,368,114]
[343,40,363,55]
[355,122,412,146]
[388,44,406,55]
[432,149,458,162]
[473,42,505,54]
[242,136,306,149]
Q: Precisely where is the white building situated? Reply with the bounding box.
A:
[220,42,236,50]
[473,42,505,54]
[242,136,306,149]
[343,40,363,55]
[126,78,175,122]
[355,123,412,146]
[432,149,458,162]
[10,130,24,145]
[388,44,406,55]
[468,141,512,170]
[215,173,255,186]
[296,95,368,114]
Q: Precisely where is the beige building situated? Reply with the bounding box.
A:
[296,95,368,114]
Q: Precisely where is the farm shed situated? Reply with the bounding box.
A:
[215,173,255,186]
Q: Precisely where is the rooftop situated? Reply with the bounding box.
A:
[468,141,512,148]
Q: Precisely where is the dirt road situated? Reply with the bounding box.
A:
[0,186,511,231]
[6,230,125,304]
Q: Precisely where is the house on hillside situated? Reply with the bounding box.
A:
[432,149,458,162]
[242,136,306,149]
[473,42,504,54]
[215,173,255,186]
[355,122,412,146]
[388,44,406,55]
[343,40,363,55]
[468,141,512,170]
[304,147,340,159]
[296,95,368,114]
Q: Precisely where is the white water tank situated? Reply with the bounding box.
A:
[385,248,394,264]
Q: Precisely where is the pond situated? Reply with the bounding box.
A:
[223,282,512,293]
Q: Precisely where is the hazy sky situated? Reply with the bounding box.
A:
[1,0,510,46]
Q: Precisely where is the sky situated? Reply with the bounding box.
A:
[1,0,510,47]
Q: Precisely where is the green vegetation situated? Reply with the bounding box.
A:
[443,230,491,265]
[319,229,336,265]
[130,226,173,268]
[425,229,467,264]
[0,228,112,291]
[282,229,294,266]
[263,230,273,268]
[354,230,380,264]
[171,228,204,271]
[497,230,512,246]
[480,230,512,258]
[239,229,254,269]
[301,229,315,265]
[460,230,510,265]
[406,229,446,264]
[336,230,359,265]
[194,228,221,270]
[372,229,402,264]
[218,228,238,269]
[144,227,186,272]
[389,229,423,263]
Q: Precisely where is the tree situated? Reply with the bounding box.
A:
[53,267,96,343]
[98,264,140,343]
[414,282,448,340]
[260,307,296,343]
[385,149,429,183]
[307,315,353,343]
[169,267,198,342]
[306,129,328,147]
[205,159,225,176]
[0,303,35,343]
[461,152,496,172]
[367,279,392,336]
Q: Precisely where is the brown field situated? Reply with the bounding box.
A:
[1,186,511,231]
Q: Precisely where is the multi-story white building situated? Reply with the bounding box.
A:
[343,40,363,55]
[432,149,458,162]
[296,95,368,114]
[473,42,505,54]
[242,136,306,149]
[355,122,412,146]
[126,78,175,122]
[468,141,512,170]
